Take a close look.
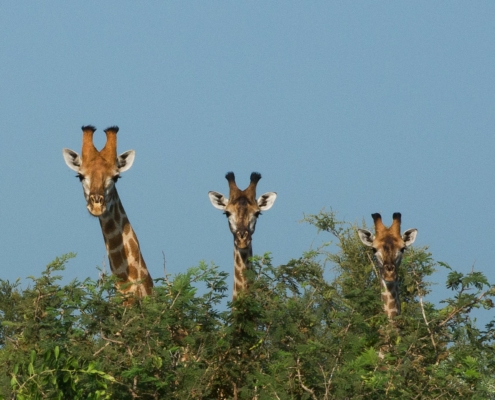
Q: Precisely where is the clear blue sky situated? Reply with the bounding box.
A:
[1,3,494,323]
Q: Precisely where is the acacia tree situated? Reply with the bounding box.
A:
[1,210,494,399]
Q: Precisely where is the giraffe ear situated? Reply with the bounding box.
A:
[117,150,135,173]
[209,191,228,210]
[62,148,82,172]
[357,229,374,246]
[402,229,417,247]
[257,192,277,211]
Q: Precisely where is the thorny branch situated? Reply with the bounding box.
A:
[322,319,353,398]
[438,289,491,328]
[411,265,438,356]
[367,253,381,284]
[295,357,318,400]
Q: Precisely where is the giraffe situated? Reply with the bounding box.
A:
[62,125,153,299]
[209,172,277,301]
[357,213,417,319]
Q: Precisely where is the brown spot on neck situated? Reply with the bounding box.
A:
[107,234,124,252]
[123,218,131,235]
[125,238,139,262]
[238,248,250,263]
[104,219,116,234]
[232,245,252,301]
[381,280,400,318]
[109,250,126,275]
[97,193,153,297]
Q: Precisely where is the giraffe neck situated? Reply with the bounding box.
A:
[98,188,153,298]
[232,244,252,301]
[381,279,400,319]
[378,279,401,360]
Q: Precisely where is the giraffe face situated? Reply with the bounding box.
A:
[209,173,276,250]
[224,196,260,249]
[63,127,135,217]
[209,192,276,249]
[358,214,417,283]
[369,233,406,282]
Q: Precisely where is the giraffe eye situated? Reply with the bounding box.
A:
[223,211,231,218]
[372,247,378,254]
[112,175,121,183]
[255,211,262,218]
[76,174,84,182]
[400,247,406,253]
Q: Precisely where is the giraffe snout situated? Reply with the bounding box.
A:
[87,194,106,216]
[382,264,396,282]
[90,194,104,204]
[235,230,251,249]
[237,230,249,240]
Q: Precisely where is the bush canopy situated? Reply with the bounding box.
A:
[1,210,494,399]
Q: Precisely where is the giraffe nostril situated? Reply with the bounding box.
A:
[236,230,249,241]
[90,194,104,204]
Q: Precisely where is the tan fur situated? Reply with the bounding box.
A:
[226,175,259,300]
[210,172,275,301]
[364,213,411,319]
[64,126,153,300]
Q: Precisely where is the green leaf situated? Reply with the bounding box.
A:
[465,369,480,379]
[152,356,163,369]
[30,349,36,364]
[101,373,116,382]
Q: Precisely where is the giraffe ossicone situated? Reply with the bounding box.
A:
[63,126,153,299]
[209,172,277,301]
[358,212,417,318]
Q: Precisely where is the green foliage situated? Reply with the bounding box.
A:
[1,211,495,398]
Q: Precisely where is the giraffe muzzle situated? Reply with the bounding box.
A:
[88,194,106,216]
[235,230,251,249]
[382,264,396,282]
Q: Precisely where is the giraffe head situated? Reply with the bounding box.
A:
[358,213,417,283]
[209,172,277,250]
[62,126,135,217]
